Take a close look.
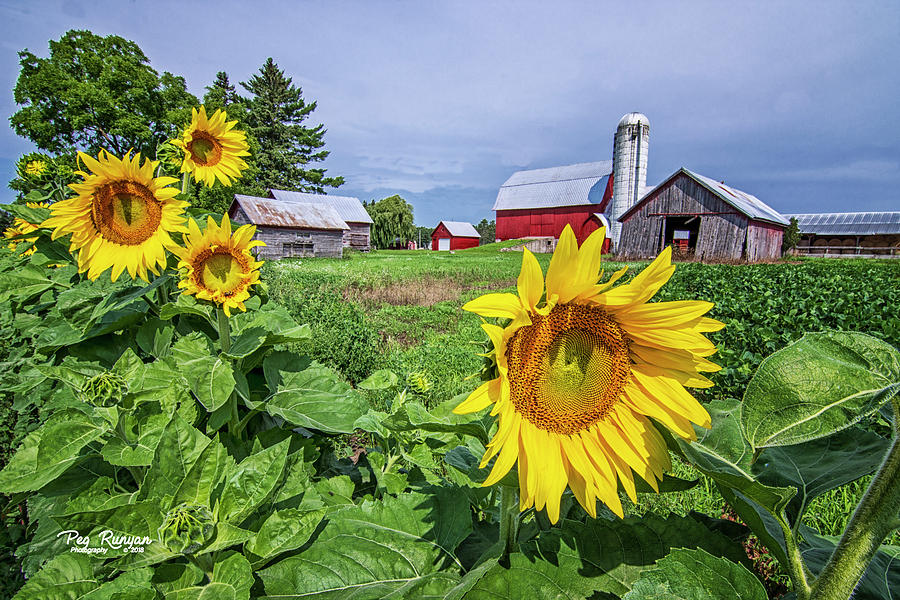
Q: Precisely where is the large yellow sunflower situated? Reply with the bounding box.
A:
[173,106,250,187]
[454,225,722,523]
[42,151,187,281]
[174,215,264,316]
[3,202,49,256]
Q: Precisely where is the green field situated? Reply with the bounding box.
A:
[264,248,900,562]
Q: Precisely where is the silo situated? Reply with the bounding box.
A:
[608,112,650,251]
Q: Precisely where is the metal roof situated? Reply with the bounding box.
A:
[438,220,480,238]
[622,168,789,226]
[782,212,900,236]
[268,189,373,224]
[232,195,348,230]
[493,161,613,211]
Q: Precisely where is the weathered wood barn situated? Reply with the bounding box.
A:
[268,189,372,251]
[431,221,480,250]
[229,194,348,259]
[618,168,789,261]
[493,162,614,250]
[782,211,900,256]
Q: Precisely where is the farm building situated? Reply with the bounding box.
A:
[782,211,900,257]
[268,189,372,251]
[618,168,789,261]
[493,113,650,253]
[229,194,347,259]
[431,221,480,250]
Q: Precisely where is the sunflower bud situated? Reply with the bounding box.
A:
[80,372,128,407]
[406,370,433,395]
[158,504,215,555]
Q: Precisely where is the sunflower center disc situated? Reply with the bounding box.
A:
[505,303,630,435]
[198,250,248,297]
[187,132,223,167]
[92,181,162,245]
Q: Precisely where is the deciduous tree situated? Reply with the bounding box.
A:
[365,195,415,249]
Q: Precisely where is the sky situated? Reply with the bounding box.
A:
[1,0,898,226]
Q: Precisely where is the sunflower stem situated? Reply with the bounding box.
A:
[181,172,192,197]
[216,307,240,436]
[809,397,900,600]
[498,485,519,558]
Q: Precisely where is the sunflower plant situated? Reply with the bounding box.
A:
[0,106,897,600]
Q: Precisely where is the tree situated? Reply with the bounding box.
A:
[241,58,343,193]
[365,195,415,249]
[475,218,496,245]
[10,30,197,157]
[782,217,801,255]
[204,71,240,110]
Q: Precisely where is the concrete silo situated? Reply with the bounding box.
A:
[608,112,650,251]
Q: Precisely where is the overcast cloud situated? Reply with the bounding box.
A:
[1,0,898,226]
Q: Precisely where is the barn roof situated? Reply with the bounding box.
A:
[231,195,349,230]
[782,211,900,236]
[268,189,373,224]
[620,168,789,226]
[493,161,613,211]
[437,221,480,238]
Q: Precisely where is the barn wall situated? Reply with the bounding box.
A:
[252,226,344,259]
[343,222,370,251]
[450,237,480,250]
[431,223,450,250]
[746,221,784,261]
[496,205,604,244]
[619,174,751,260]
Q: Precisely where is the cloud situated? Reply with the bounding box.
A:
[768,160,900,183]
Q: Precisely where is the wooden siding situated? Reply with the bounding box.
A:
[496,205,605,244]
[619,173,776,260]
[231,206,344,259]
[343,222,370,251]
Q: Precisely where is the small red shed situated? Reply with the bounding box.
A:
[431,221,481,251]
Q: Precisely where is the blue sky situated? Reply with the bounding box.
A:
[1,0,898,226]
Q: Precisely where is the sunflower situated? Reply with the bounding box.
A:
[3,202,50,256]
[174,215,264,316]
[172,106,250,187]
[42,150,187,281]
[454,225,722,523]
[24,160,47,177]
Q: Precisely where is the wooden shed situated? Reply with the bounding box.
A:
[618,168,788,261]
[431,221,480,251]
[229,194,348,259]
[268,189,372,251]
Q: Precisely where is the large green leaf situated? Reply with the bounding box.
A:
[459,513,749,599]
[742,331,900,448]
[218,438,291,524]
[12,554,96,599]
[0,264,60,302]
[623,548,767,600]
[258,492,464,598]
[0,409,107,493]
[384,396,491,445]
[171,436,232,509]
[169,333,235,412]
[266,363,368,434]
[163,551,252,600]
[753,426,889,525]
[101,402,171,467]
[245,508,326,563]
[139,414,211,506]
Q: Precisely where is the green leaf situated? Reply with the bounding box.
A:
[230,302,311,345]
[352,410,390,439]
[163,551,252,600]
[170,333,236,412]
[101,403,171,467]
[12,554,96,599]
[753,426,890,525]
[463,513,749,599]
[171,436,232,509]
[357,369,398,391]
[140,414,211,507]
[623,547,767,599]
[266,363,368,434]
[218,438,291,523]
[0,409,107,493]
[258,492,463,598]
[60,501,165,560]
[384,396,490,445]
[80,569,155,600]
[222,326,268,360]
[245,508,326,563]
[742,331,900,448]
[0,263,61,303]
[136,318,175,359]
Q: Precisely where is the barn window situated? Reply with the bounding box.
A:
[663,216,700,255]
[283,240,314,257]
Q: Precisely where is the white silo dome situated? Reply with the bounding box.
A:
[617,112,650,128]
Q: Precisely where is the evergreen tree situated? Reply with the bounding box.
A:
[475,218,496,245]
[241,58,343,193]
[204,71,239,110]
[782,217,801,255]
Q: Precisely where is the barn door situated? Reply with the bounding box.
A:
[438,238,450,251]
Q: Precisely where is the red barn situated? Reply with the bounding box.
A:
[493,161,614,251]
[431,221,481,250]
